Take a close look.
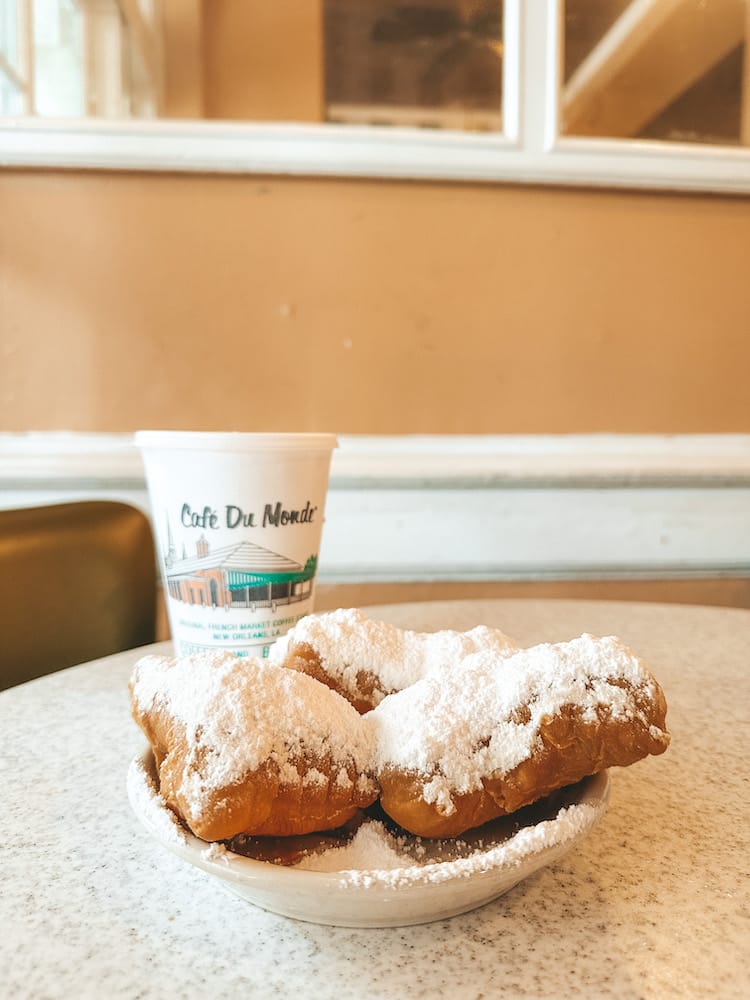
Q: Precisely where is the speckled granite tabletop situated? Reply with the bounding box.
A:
[2,599,748,1000]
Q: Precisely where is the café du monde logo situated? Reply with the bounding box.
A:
[161,508,318,612]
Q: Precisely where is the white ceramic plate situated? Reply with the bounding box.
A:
[127,748,610,928]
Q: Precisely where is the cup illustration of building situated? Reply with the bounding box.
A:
[162,523,317,612]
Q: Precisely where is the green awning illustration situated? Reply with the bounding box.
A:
[226,569,310,588]
[166,539,316,589]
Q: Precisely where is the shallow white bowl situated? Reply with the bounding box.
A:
[127,748,610,928]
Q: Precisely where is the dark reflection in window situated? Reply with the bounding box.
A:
[324,1,504,131]
[639,43,744,146]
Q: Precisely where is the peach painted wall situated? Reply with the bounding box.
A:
[1,168,749,434]
[201,0,324,122]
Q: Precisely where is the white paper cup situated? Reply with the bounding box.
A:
[136,431,337,659]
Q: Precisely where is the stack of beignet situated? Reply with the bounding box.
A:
[130,610,670,841]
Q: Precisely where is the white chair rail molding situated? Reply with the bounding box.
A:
[1,433,749,586]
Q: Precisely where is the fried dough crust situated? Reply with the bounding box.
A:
[373,635,670,838]
[130,651,378,840]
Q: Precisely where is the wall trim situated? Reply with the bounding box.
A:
[2,120,750,195]
[2,433,749,582]
[2,432,750,485]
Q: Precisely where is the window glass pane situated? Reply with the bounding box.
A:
[562,0,748,146]
[324,0,504,131]
[2,0,506,128]
[0,72,23,115]
[0,0,20,69]
[33,0,84,116]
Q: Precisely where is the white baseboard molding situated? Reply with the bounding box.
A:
[2,433,749,583]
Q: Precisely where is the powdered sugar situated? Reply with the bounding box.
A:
[130,650,376,819]
[369,800,601,890]
[291,801,601,889]
[130,746,607,893]
[131,620,667,846]
[370,633,669,811]
[295,820,408,873]
[270,608,518,705]
[126,756,187,846]
[201,841,232,864]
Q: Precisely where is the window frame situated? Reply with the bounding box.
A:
[1,0,749,194]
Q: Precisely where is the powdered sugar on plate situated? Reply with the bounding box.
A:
[126,756,187,847]
[201,841,232,864]
[128,748,607,889]
[127,745,611,925]
[292,801,602,889]
[294,820,409,873]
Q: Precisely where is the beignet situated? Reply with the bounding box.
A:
[130,650,378,840]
